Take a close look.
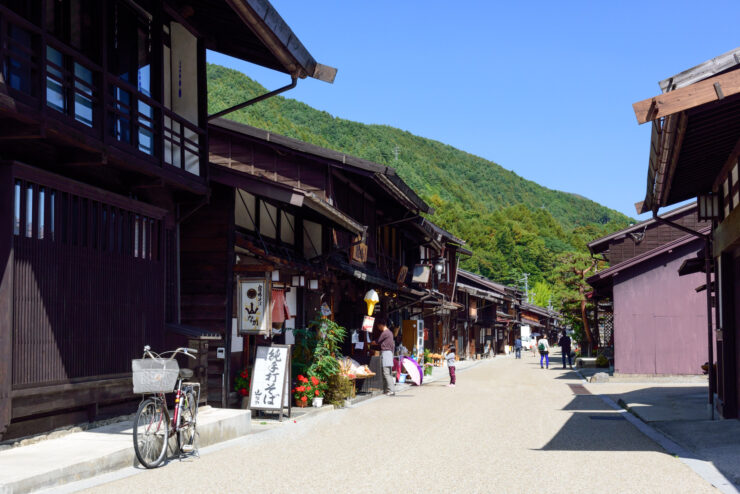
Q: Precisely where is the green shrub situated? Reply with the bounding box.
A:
[325,374,355,407]
[595,354,609,367]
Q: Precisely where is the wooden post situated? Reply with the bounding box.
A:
[0,164,14,439]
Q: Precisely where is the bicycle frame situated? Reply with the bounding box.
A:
[138,346,200,439]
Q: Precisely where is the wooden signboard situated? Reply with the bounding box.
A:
[238,278,270,334]
[350,239,368,263]
[396,265,408,285]
[248,345,292,419]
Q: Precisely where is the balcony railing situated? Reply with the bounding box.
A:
[0,7,205,178]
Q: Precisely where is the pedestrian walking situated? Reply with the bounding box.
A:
[514,338,522,359]
[443,344,456,387]
[558,332,573,369]
[375,319,395,396]
[537,335,550,369]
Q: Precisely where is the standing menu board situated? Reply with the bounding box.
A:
[248,345,291,419]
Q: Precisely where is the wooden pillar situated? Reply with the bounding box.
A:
[0,164,14,439]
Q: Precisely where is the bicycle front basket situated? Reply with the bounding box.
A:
[132,358,179,394]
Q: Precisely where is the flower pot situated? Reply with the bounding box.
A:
[313,397,324,407]
[295,398,308,408]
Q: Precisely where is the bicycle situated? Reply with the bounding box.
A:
[131,345,201,469]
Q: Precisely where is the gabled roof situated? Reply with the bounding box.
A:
[587,227,710,289]
[457,269,509,298]
[210,118,431,214]
[181,0,336,82]
[520,302,556,319]
[588,202,697,255]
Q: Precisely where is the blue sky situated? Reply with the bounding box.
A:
[208,1,740,220]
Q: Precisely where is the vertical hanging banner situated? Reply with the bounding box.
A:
[239,278,271,334]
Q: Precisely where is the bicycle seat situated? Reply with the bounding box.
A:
[179,368,194,379]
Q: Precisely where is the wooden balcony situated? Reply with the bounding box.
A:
[0,6,207,193]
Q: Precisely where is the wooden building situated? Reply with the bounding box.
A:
[631,47,740,417]
[455,269,508,358]
[0,0,334,439]
[587,204,709,375]
[204,119,467,400]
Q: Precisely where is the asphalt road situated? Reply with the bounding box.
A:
[82,356,718,493]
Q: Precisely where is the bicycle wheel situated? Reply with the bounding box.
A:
[133,397,169,468]
[177,390,197,454]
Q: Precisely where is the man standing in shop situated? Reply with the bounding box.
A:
[375,319,396,396]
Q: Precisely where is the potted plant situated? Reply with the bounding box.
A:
[292,374,315,407]
[309,374,327,407]
[234,367,250,409]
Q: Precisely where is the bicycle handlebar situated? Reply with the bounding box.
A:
[142,346,198,360]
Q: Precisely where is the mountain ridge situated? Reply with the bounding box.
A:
[207,63,632,288]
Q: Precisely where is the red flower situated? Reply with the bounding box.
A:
[310,376,319,386]
[306,386,312,392]
[296,386,305,392]
[301,396,307,402]
[238,388,247,396]
[297,375,306,383]
[315,389,320,396]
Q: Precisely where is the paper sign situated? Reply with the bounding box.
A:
[362,315,374,332]
[239,278,270,334]
[354,342,364,350]
[248,345,290,412]
[351,331,359,344]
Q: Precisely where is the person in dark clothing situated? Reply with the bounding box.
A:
[559,332,573,369]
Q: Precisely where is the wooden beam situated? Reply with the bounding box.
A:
[633,68,740,124]
[660,112,688,206]
[0,122,44,140]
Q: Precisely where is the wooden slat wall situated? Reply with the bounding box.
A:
[0,165,14,438]
[11,173,165,388]
[179,183,232,403]
[608,209,708,265]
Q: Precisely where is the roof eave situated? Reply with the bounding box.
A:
[226,0,337,83]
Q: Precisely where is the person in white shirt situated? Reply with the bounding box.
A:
[537,336,550,369]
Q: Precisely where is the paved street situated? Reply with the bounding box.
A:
[81,357,718,494]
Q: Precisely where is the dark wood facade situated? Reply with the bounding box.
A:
[589,204,707,266]
[0,0,335,438]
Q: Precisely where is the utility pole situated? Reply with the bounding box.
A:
[520,273,529,303]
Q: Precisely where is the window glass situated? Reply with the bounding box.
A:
[46,46,65,113]
[234,190,255,231]
[13,182,21,236]
[303,220,322,258]
[38,188,45,239]
[7,25,34,95]
[74,63,94,127]
[25,185,33,238]
[281,211,295,245]
[259,201,277,239]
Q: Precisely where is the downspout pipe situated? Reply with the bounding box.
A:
[208,77,297,121]
[652,209,715,419]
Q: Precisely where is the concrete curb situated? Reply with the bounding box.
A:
[574,369,739,493]
[0,408,250,494]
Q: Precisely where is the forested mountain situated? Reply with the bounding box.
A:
[207,64,632,293]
